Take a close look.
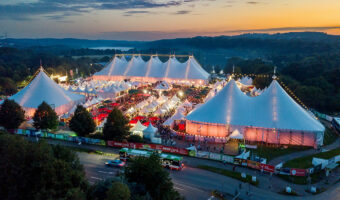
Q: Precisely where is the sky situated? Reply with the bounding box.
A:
[0,0,340,40]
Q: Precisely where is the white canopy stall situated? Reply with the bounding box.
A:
[130,121,147,137]
[143,123,158,139]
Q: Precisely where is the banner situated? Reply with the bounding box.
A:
[107,141,188,155]
[290,168,306,176]
[247,160,261,170]
[209,153,222,160]
[234,158,247,166]
[221,155,234,164]
[260,164,275,173]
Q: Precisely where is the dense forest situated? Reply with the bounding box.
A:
[0,47,105,95]
[224,54,340,114]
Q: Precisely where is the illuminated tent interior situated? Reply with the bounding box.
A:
[9,68,85,117]
[186,79,325,147]
[92,55,210,84]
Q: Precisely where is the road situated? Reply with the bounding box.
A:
[77,152,340,200]
[43,139,340,200]
[78,152,212,200]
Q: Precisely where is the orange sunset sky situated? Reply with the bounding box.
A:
[0,0,340,40]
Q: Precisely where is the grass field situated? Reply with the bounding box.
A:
[283,148,340,169]
[323,128,339,146]
[197,165,259,186]
[250,145,311,161]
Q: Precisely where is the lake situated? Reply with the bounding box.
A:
[89,46,133,51]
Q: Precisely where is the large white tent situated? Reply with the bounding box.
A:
[186,79,325,147]
[9,68,85,117]
[92,55,210,84]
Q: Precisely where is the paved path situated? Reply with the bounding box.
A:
[269,137,340,166]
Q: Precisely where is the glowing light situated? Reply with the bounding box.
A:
[58,76,67,82]
[178,90,184,97]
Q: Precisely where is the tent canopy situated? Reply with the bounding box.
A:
[93,55,210,82]
[130,120,147,132]
[229,129,244,140]
[9,68,85,116]
[164,111,185,126]
[143,123,158,134]
[186,79,324,133]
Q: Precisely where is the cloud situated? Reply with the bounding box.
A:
[246,1,261,5]
[123,10,154,17]
[174,10,191,15]
[0,0,199,20]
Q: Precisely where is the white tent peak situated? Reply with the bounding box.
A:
[93,55,209,83]
[186,79,251,125]
[9,69,85,116]
[143,122,158,134]
[229,129,244,140]
[130,120,147,132]
[164,111,185,126]
[252,80,325,132]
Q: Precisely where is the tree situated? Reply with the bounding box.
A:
[88,179,113,200]
[125,154,182,200]
[105,182,130,200]
[33,101,58,130]
[69,105,96,137]
[103,107,129,141]
[127,134,144,143]
[0,134,88,200]
[0,99,25,130]
[0,77,17,95]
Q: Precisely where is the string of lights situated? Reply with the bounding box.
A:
[232,72,309,110]
[233,73,271,78]
[279,80,309,110]
[114,53,193,57]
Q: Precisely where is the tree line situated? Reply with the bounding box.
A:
[0,47,105,95]
[223,54,340,114]
[0,132,181,200]
[0,99,139,142]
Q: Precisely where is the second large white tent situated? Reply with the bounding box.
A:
[186,79,325,147]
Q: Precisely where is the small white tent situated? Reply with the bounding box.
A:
[143,123,158,139]
[163,111,185,126]
[130,120,147,137]
[229,129,244,140]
